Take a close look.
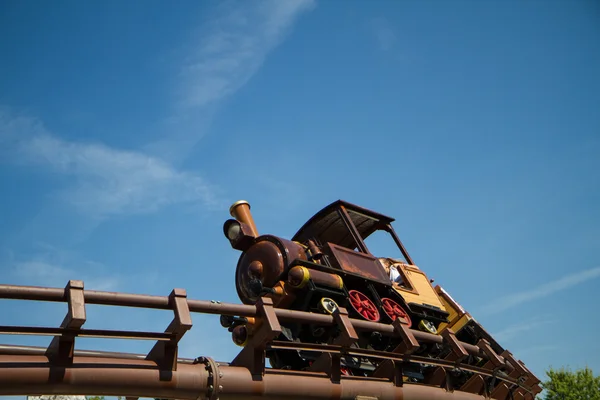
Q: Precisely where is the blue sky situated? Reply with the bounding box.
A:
[1,0,599,394]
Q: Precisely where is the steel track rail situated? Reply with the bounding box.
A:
[0,351,510,400]
[0,283,496,361]
[267,341,521,386]
[0,281,541,399]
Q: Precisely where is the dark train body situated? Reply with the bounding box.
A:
[221,200,517,382]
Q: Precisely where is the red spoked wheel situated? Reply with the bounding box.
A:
[381,297,412,327]
[348,290,380,322]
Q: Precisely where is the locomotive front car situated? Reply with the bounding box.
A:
[221,199,455,375]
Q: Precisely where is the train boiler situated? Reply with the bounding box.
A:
[220,199,511,379]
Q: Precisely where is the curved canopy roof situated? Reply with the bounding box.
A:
[292,200,395,249]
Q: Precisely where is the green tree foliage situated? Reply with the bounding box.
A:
[540,366,600,399]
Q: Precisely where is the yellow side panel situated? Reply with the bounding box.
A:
[435,285,472,335]
[436,291,460,332]
[450,314,473,333]
[394,266,446,311]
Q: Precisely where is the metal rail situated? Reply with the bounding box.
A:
[0,351,515,400]
[0,281,541,400]
[0,283,498,358]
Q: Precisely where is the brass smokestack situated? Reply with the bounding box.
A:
[229,200,259,238]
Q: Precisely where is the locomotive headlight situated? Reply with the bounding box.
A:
[418,319,437,334]
[319,297,339,315]
[222,218,256,251]
[225,219,241,241]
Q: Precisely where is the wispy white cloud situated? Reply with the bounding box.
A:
[13,260,119,291]
[0,108,224,219]
[515,344,559,357]
[146,0,316,162]
[0,2,316,216]
[0,1,316,231]
[4,242,159,291]
[369,17,395,51]
[177,0,315,110]
[479,266,600,315]
[492,316,555,343]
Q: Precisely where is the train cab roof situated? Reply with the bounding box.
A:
[291,200,411,256]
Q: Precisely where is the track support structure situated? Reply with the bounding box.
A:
[0,281,541,400]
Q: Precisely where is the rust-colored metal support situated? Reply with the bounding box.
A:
[0,283,508,364]
[146,288,192,371]
[309,306,359,382]
[391,317,420,355]
[0,281,542,399]
[230,296,282,377]
[0,351,525,400]
[332,307,358,346]
[496,351,540,400]
[478,339,505,369]
[460,339,506,397]
[424,328,469,389]
[442,328,469,363]
[372,318,419,386]
[46,280,86,364]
